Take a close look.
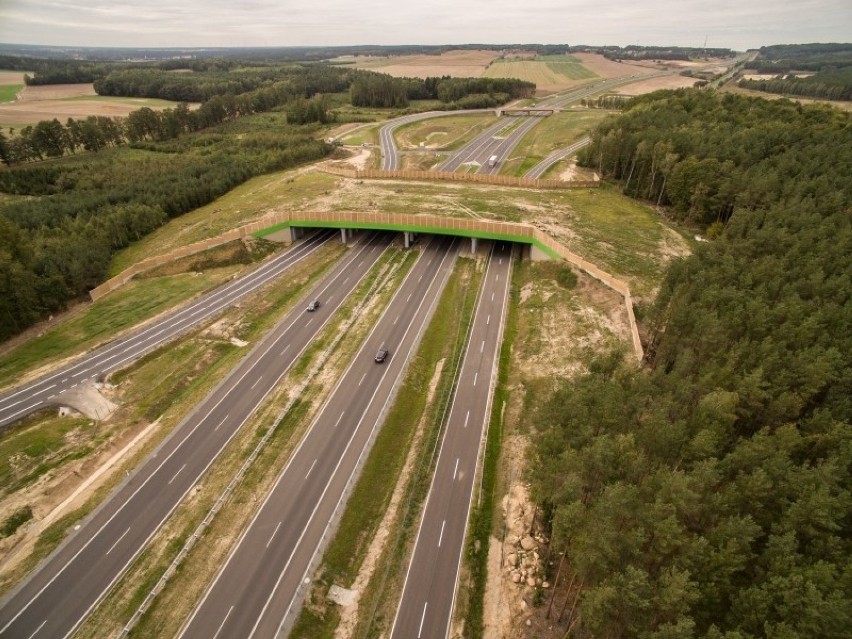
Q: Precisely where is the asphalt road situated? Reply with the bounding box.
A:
[390,241,513,639]
[179,236,460,639]
[0,233,391,639]
[0,231,336,430]
[379,110,493,170]
[524,136,591,179]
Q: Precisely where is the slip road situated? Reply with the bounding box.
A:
[0,233,390,639]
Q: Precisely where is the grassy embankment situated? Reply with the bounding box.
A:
[74,244,417,638]
[499,109,612,177]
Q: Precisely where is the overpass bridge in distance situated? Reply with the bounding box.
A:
[496,107,555,117]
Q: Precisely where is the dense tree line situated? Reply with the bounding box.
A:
[531,89,850,638]
[93,64,351,102]
[738,67,852,101]
[0,64,352,165]
[349,70,534,108]
[744,43,852,74]
[0,117,330,340]
[570,45,734,62]
[579,90,852,227]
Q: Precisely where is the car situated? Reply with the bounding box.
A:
[374,345,389,363]
[306,299,320,312]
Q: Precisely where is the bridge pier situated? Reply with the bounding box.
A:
[471,237,478,254]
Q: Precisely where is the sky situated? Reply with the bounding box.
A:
[0,0,849,51]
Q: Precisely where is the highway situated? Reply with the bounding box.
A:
[380,71,672,177]
[391,242,513,639]
[0,230,336,430]
[0,233,391,639]
[179,236,460,639]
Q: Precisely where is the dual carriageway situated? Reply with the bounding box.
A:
[0,74,649,638]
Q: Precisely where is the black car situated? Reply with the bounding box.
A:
[374,345,389,363]
[306,299,320,312]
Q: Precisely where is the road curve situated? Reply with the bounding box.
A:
[178,236,459,639]
[391,242,513,639]
[524,136,592,179]
[0,231,335,430]
[0,233,390,639]
[379,110,493,170]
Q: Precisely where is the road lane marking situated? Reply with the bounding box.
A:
[214,415,229,431]
[499,258,502,265]
[418,602,428,638]
[418,274,422,282]
[438,520,447,548]
[281,344,290,356]
[491,292,494,302]
[407,293,412,302]
[394,315,400,325]
[453,458,459,480]
[26,619,46,639]
[333,412,345,429]
[212,606,234,639]
[250,375,264,390]
[266,521,282,549]
[168,464,186,485]
[305,459,317,480]
[4,402,41,422]
[359,372,367,386]
[496,274,499,282]
[464,410,470,428]
[473,372,478,386]
[486,314,490,325]
[481,340,485,353]
[105,527,131,556]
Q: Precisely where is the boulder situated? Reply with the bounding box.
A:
[520,535,536,551]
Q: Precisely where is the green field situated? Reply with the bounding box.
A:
[484,58,598,89]
[0,84,22,103]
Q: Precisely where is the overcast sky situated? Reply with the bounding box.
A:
[0,0,849,51]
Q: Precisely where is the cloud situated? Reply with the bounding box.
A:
[0,0,849,49]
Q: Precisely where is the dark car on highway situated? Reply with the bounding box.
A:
[374,345,389,363]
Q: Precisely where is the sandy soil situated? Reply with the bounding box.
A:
[351,49,500,79]
[0,71,27,85]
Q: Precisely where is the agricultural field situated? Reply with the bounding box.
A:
[483,56,598,94]
[0,81,188,128]
[346,49,499,78]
